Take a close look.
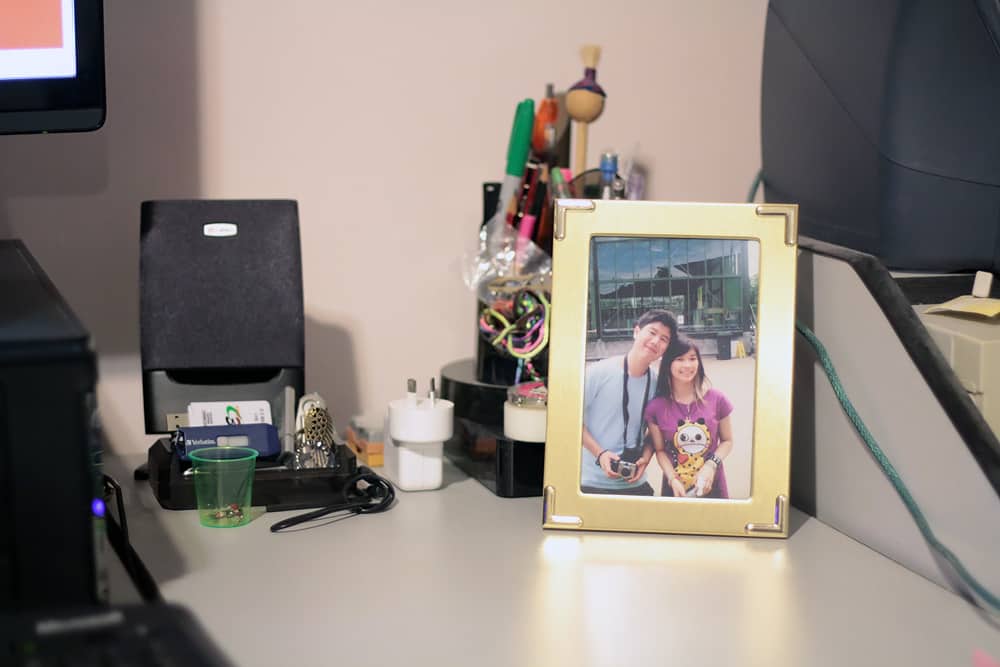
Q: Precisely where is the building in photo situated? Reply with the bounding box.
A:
[586,237,758,359]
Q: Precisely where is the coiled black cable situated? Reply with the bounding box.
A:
[269,466,395,533]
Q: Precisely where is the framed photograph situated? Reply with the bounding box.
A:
[542,200,798,537]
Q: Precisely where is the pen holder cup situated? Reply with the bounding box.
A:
[476,334,519,385]
[569,168,610,198]
[476,332,548,386]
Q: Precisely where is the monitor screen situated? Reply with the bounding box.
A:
[0,0,105,135]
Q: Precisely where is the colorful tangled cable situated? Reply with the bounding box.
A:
[479,289,550,382]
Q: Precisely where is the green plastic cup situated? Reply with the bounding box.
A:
[189,447,258,528]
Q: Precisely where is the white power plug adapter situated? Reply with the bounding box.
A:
[387,378,453,491]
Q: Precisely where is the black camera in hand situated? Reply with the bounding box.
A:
[610,459,637,478]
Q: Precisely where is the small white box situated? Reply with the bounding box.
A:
[972,271,993,298]
[187,400,272,427]
[972,270,994,298]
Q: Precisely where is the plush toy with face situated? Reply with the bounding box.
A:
[672,418,711,491]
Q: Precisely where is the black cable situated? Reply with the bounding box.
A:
[270,466,395,533]
[103,475,129,548]
[102,474,163,603]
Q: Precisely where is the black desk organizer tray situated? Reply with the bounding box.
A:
[440,358,545,498]
[144,437,359,511]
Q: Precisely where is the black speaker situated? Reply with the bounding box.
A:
[140,199,305,433]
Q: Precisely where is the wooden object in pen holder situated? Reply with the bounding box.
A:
[565,45,606,177]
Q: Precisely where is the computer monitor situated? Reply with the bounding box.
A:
[0,0,106,135]
[0,0,108,611]
[761,0,1000,272]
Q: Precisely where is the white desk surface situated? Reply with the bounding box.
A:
[108,455,1000,667]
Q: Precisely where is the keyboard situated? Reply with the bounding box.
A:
[1,603,233,667]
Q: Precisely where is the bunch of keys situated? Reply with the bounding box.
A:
[294,393,337,469]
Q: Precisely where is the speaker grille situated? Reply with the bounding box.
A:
[140,200,304,370]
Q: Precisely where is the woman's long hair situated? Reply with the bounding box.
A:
[654,337,711,404]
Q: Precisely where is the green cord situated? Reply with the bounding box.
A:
[796,320,1000,612]
[749,169,996,610]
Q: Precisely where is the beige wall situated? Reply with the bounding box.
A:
[0,0,767,455]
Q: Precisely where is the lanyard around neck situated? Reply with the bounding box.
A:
[622,354,651,450]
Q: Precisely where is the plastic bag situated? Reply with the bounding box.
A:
[462,216,552,304]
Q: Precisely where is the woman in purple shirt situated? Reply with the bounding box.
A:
[644,338,734,498]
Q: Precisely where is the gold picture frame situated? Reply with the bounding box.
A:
[542,200,797,538]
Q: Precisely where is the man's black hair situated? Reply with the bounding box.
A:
[635,309,678,337]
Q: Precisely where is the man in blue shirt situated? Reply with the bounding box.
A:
[580,309,677,495]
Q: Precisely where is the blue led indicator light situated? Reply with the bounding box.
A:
[92,498,106,518]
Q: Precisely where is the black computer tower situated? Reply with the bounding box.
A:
[0,240,106,610]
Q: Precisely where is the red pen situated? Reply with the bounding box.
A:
[509,161,540,226]
[515,214,537,274]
